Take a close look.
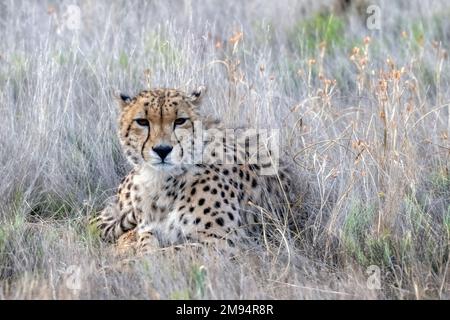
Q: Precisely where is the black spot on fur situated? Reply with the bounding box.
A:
[204,208,211,214]
[215,217,224,226]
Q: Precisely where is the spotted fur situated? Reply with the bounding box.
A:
[90,87,292,255]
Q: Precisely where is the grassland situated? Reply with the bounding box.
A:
[0,0,449,299]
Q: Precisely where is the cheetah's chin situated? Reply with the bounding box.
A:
[151,162,175,170]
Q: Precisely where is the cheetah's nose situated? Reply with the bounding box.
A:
[152,145,173,161]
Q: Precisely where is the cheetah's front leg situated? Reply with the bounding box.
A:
[90,201,138,243]
[136,230,160,255]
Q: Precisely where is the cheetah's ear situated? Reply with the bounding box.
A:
[113,91,132,109]
[187,86,206,106]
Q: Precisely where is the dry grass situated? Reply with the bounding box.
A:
[0,0,449,299]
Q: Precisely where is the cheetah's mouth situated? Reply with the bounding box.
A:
[152,161,175,169]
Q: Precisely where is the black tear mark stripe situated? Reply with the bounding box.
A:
[125,123,132,138]
[189,118,196,161]
[173,110,184,158]
[141,109,150,160]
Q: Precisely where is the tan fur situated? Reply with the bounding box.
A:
[90,87,291,256]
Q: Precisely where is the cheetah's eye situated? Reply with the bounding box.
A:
[135,118,149,126]
[174,118,188,126]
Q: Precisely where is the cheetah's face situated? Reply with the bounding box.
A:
[117,87,205,170]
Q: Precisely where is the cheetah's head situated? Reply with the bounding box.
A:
[117,87,213,170]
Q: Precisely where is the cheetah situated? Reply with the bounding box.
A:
[90,87,292,255]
